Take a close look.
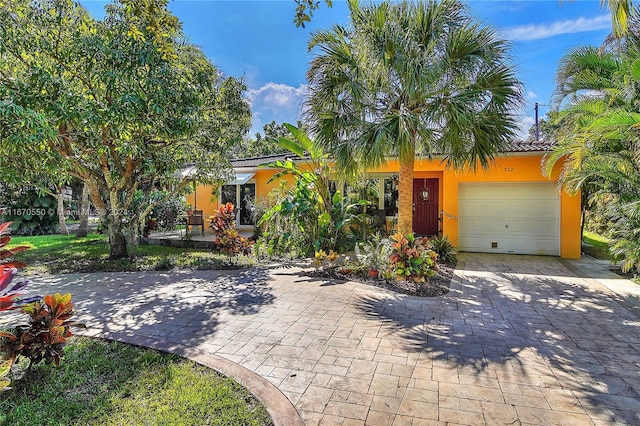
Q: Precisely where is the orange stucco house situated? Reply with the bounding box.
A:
[187,141,581,259]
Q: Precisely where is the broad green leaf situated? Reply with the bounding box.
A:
[632,59,640,80]
[332,191,342,205]
[318,211,331,228]
[277,137,305,158]
[284,123,314,153]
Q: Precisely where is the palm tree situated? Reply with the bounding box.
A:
[544,45,623,193]
[602,0,633,37]
[560,1,633,37]
[305,0,523,234]
[546,31,640,271]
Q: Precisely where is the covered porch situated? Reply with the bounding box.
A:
[144,229,254,249]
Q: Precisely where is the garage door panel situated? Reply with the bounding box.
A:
[458,183,559,256]
[505,237,531,252]
[459,237,488,251]
[459,185,556,200]
[505,219,558,236]
[532,238,559,253]
[459,218,558,235]
[459,201,558,218]
[459,219,506,234]
[460,237,559,255]
[506,203,558,217]
[528,221,559,237]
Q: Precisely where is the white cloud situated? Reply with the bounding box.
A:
[246,83,307,110]
[246,83,308,135]
[517,116,535,141]
[527,91,538,100]
[502,15,610,41]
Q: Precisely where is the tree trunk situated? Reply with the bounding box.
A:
[107,221,128,259]
[82,178,127,258]
[397,145,415,235]
[57,186,69,236]
[125,217,141,258]
[103,186,128,259]
[76,183,90,238]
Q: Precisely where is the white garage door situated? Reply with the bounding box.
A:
[458,183,560,256]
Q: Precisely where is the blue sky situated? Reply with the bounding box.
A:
[80,1,612,139]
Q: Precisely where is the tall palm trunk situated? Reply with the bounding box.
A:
[397,144,415,235]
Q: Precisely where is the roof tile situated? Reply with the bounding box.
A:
[229,141,555,165]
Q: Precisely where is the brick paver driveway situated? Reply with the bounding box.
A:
[6,253,640,425]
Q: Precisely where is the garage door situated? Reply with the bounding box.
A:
[458,183,559,255]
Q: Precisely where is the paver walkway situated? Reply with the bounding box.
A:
[4,253,640,425]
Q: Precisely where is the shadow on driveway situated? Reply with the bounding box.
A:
[3,268,275,350]
[355,261,640,424]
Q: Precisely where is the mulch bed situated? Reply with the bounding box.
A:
[307,263,455,297]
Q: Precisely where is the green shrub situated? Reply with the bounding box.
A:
[150,191,187,231]
[609,206,640,273]
[209,203,253,256]
[428,235,457,264]
[256,124,372,258]
[258,188,366,258]
[0,186,58,235]
[0,222,84,391]
[355,233,392,271]
[389,232,437,283]
[1,293,86,369]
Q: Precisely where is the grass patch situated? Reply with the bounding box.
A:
[7,234,255,274]
[0,337,272,426]
[582,231,612,260]
[582,232,640,283]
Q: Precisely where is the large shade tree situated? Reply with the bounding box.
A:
[0,0,250,258]
[0,102,72,234]
[305,0,523,234]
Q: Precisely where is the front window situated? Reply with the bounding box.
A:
[239,183,255,225]
[219,183,255,226]
[350,178,380,215]
[221,185,237,205]
[384,177,398,216]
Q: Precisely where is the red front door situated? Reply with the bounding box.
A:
[413,178,439,235]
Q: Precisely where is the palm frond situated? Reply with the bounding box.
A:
[304,0,522,175]
[601,0,632,37]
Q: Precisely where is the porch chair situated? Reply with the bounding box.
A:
[186,209,205,236]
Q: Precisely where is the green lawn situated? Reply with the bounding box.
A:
[8,233,254,274]
[581,232,640,284]
[0,337,272,426]
[582,231,612,260]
